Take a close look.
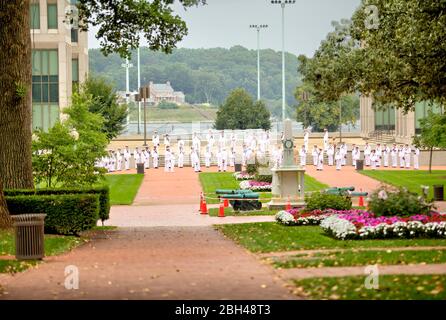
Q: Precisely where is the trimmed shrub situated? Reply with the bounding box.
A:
[4,186,110,222]
[304,192,352,212]
[254,174,272,183]
[367,186,433,217]
[6,194,99,235]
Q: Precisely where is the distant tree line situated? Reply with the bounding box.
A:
[89,45,301,119]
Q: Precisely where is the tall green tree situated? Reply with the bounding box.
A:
[295,83,359,132]
[0,0,206,228]
[33,91,108,188]
[413,112,446,173]
[350,0,446,111]
[81,76,127,140]
[299,1,446,113]
[215,88,271,130]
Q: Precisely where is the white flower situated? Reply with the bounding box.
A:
[378,190,388,200]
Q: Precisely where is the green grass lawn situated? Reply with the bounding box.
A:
[199,172,328,204]
[208,207,279,217]
[272,249,446,269]
[104,174,144,205]
[360,170,446,199]
[0,229,84,274]
[128,105,217,122]
[293,275,446,300]
[215,223,446,253]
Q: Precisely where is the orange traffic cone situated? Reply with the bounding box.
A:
[285,196,292,211]
[201,197,208,215]
[359,189,365,207]
[199,192,204,212]
[223,198,229,208]
[218,200,225,217]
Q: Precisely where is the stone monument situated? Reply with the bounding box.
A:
[268,119,306,209]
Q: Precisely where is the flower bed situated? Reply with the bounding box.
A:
[239,180,272,192]
[233,172,256,181]
[276,209,335,226]
[320,210,446,240]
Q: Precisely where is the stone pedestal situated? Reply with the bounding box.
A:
[267,166,306,210]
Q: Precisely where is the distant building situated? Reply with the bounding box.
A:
[147,81,185,105]
[30,0,88,131]
[360,96,444,144]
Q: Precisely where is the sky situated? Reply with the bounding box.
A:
[87,0,361,57]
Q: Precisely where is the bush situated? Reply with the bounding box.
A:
[367,186,433,217]
[157,100,179,109]
[4,186,110,222]
[304,192,352,212]
[255,174,273,183]
[246,161,260,175]
[6,194,100,235]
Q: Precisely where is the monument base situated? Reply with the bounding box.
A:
[267,166,306,210]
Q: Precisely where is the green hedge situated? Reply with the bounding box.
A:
[6,194,99,235]
[304,192,352,212]
[4,186,110,222]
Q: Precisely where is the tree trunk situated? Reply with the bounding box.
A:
[0,179,12,229]
[0,0,34,189]
[0,0,34,227]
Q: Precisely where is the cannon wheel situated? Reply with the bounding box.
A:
[254,201,262,210]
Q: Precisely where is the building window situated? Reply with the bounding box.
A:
[72,58,79,89]
[71,28,78,43]
[32,50,59,131]
[47,3,58,29]
[374,106,395,131]
[415,101,443,134]
[30,3,40,29]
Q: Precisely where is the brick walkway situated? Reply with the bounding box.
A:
[0,167,294,300]
[0,228,294,299]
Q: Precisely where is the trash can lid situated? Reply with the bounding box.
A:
[11,213,47,222]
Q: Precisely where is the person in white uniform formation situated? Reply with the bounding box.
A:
[364,143,371,166]
[335,148,342,171]
[312,145,319,167]
[316,148,324,171]
[152,131,160,147]
[323,128,329,151]
[152,146,159,169]
[326,143,334,166]
[299,145,307,167]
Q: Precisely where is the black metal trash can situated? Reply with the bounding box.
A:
[433,185,444,201]
[11,214,46,260]
[356,160,364,171]
[136,163,145,174]
[234,163,242,172]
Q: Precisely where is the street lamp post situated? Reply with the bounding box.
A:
[271,0,296,121]
[137,47,141,135]
[249,24,268,101]
[136,86,150,146]
[121,58,134,125]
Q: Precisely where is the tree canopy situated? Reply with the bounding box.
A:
[298,0,446,112]
[81,76,128,140]
[294,82,359,132]
[77,0,206,58]
[215,88,271,130]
